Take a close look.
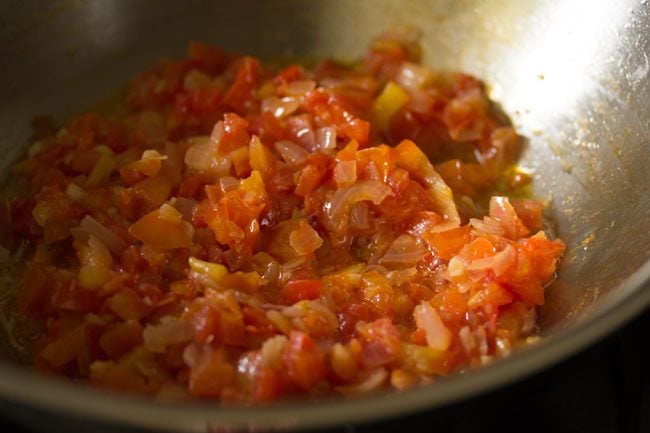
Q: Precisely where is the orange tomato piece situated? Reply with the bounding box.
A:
[280,279,323,304]
[282,331,325,390]
[99,321,143,359]
[422,225,471,261]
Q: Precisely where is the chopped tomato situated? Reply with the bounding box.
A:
[283,331,326,390]
[9,28,565,403]
[423,225,471,261]
[280,279,323,304]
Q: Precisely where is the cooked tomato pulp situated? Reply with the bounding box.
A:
[7,27,564,402]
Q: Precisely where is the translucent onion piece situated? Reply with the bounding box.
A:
[218,176,240,194]
[335,368,388,395]
[349,202,370,230]
[143,316,193,353]
[413,301,452,351]
[85,154,115,188]
[65,183,87,203]
[275,140,309,165]
[260,335,288,369]
[261,96,301,119]
[466,244,517,277]
[408,89,435,114]
[470,217,506,236]
[327,180,392,231]
[184,137,214,172]
[333,159,357,188]
[210,121,225,150]
[79,215,128,256]
[489,196,530,239]
[395,62,433,91]
[379,234,426,266]
[158,203,183,225]
[289,220,323,256]
[315,126,337,151]
[283,80,317,96]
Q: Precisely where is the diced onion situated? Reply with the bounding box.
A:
[158,203,183,225]
[188,257,228,283]
[184,137,214,172]
[79,215,128,256]
[261,96,300,119]
[143,317,193,353]
[219,176,240,194]
[266,310,293,335]
[260,335,288,369]
[327,180,392,230]
[275,140,309,165]
[349,202,370,230]
[141,149,167,161]
[315,126,337,151]
[447,256,468,279]
[427,221,461,234]
[470,217,505,236]
[466,244,517,277]
[252,252,280,285]
[333,160,357,188]
[336,368,388,395]
[65,183,87,203]
[289,221,323,256]
[210,121,225,149]
[459,326,476,354]
[395,62,433,91]
[330,343,357,381]
[85,154,115,188]
[489,196,530,239]
[413,301,452,351]
[283,80,316,96]
[379,234,426,266]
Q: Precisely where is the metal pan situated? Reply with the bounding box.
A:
[0,0,649,431]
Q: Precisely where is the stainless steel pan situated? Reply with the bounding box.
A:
[1,1,649,431]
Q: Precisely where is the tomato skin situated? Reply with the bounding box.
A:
[222,57,262,113]
[281,279,323,304]
[248,111,286,144]
[220,112,250,153]
[273,64,303,84]
[283,331,326,390]
[252,367,284,402]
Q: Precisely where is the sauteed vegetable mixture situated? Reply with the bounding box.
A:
[7,28,564,401]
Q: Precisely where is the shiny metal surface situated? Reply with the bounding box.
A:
[0,0,649,431]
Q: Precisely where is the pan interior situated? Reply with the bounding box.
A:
[0,0,649,428]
